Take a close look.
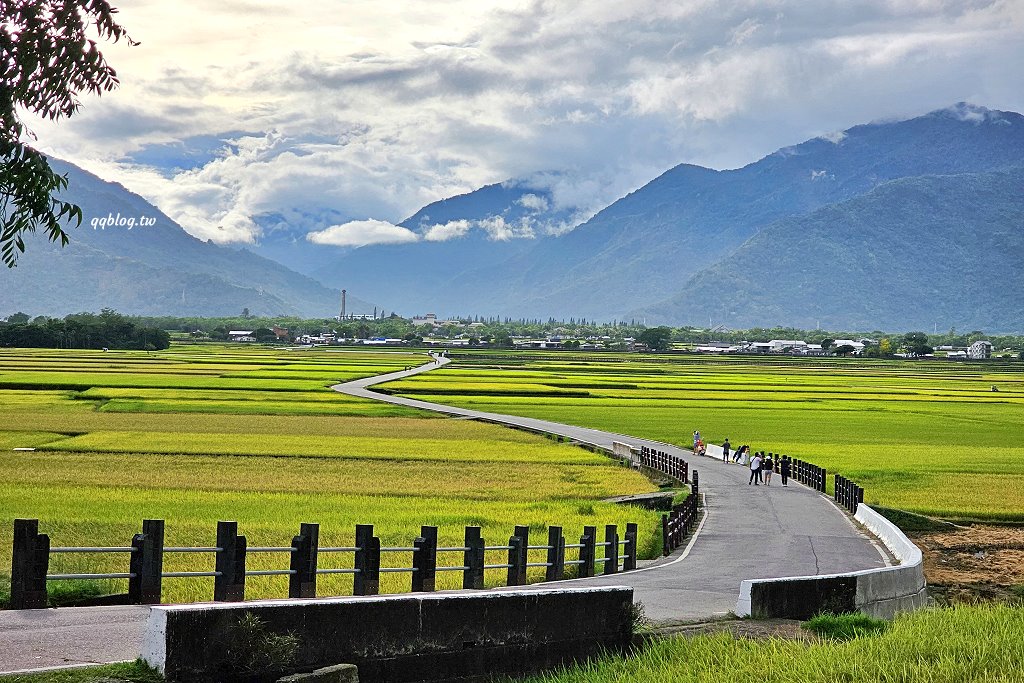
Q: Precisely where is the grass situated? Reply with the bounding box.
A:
[0,660,162,682]
[390,351,1024,521]
[521,605,1024,683]
[0,346,661,604]
[802,612,889,640]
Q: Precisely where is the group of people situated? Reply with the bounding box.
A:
[692,431,791,486]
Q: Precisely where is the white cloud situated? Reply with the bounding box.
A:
[307,220,419,247]
[516,193,550,212]
[27,0,1024,246]
[422,220,472,242]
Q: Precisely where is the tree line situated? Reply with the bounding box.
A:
[0,310,170,350]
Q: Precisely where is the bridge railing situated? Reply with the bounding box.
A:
[8,519,640,610]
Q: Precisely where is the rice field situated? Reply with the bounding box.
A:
[388,351,1024,521]
[522,604,1024,683]
[0,345,660,603]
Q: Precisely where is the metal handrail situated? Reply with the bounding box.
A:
[378,567,417,573]
[316,568,360,575]
[50,547,136,553]
[380,547,420,553]
[47,572,134,580]
[247,547,296,553]
[165,547,222,553]
[435,566,470,572]
[162,571,222,578]
[246,569,297,577]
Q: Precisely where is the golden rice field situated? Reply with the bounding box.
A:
[0,346,660,603]
[388,350,1024,521]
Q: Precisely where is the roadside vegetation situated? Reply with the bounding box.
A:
[522,605,1024,683]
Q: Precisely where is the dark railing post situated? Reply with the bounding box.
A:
[10,519,49,610]
[214,521,246,602]
[545,526,564,582]
[661,514,670,556]
[580,525,596,578]
[691,470,699,499]
[289,522,318,599]
[603,525,619,574]
[353,524,380,596]
[463,526,485,590]
[623,522,638,571]
[856,485,864,513]
[412,525,438,592]
[510,524,530,586]
[129,519,164,605]
[507,536,525,587]
[819,468,827,493]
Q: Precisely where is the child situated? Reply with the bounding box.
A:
[763,453,774,485]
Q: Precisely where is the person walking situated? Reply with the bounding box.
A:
[780,455,791,487]
[693,430,701,450]
[739,445,750,467]
[763,453,774,485]
[748,451,762,485]
[722,438,731,463]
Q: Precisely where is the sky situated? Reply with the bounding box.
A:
[29,0,1024,247]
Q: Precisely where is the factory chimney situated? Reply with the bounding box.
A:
[340,289,347,319]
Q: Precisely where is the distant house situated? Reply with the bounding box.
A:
[768,340,807,353]
[968,340,993,360]
[272,326,290,341]
[411,313,438,327]
[228,330,255,342]
[832,339,866,354]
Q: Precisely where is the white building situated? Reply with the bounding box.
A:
[229,330,255,342]
[411,313,437,327]
[968,340,993,360]
[832,339,866,354]
[768,339,808,352]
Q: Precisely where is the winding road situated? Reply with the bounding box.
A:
[0,355,889,673]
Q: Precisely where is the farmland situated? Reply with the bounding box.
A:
[0,346,660,603]
[386,351,1024,521]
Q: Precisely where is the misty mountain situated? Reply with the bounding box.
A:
[638,167,1024,330]
[0,160,371,318]
[311,178,577,314]
[460,103,1024,320]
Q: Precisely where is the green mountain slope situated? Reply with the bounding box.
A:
[0,160,359,318]
[640,168,1024,331]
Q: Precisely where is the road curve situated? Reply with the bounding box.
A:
[0,355,888,674]
[332,355,889,623]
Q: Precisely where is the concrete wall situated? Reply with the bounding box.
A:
[735,504,927,620]
[143,586,634,683]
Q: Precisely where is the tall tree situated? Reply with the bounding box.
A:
[1,1,136,266]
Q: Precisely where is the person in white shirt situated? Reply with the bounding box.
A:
[748,452,763,485]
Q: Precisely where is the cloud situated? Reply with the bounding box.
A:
[307,220,419,247]
[422,220,472,242]
[29,0,1024,247]
[516,193,550,212]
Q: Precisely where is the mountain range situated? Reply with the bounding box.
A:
[2,103,1022,330]
[0,160,370,318]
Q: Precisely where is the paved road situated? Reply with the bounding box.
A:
[333,355,890,623]
[0,356,887,672]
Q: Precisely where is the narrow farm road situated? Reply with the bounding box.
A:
[0,355,887,673]
[332,355,889,623]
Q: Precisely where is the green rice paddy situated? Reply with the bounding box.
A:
[0,346,660,603]
[389,351,1024,521]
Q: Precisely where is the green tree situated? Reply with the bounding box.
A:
[833,344,856,356]
[878,338,893,357]
[5,311,30,323]
[902,332,933,357]
[638,326,672,351]
[2,1,136,266]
